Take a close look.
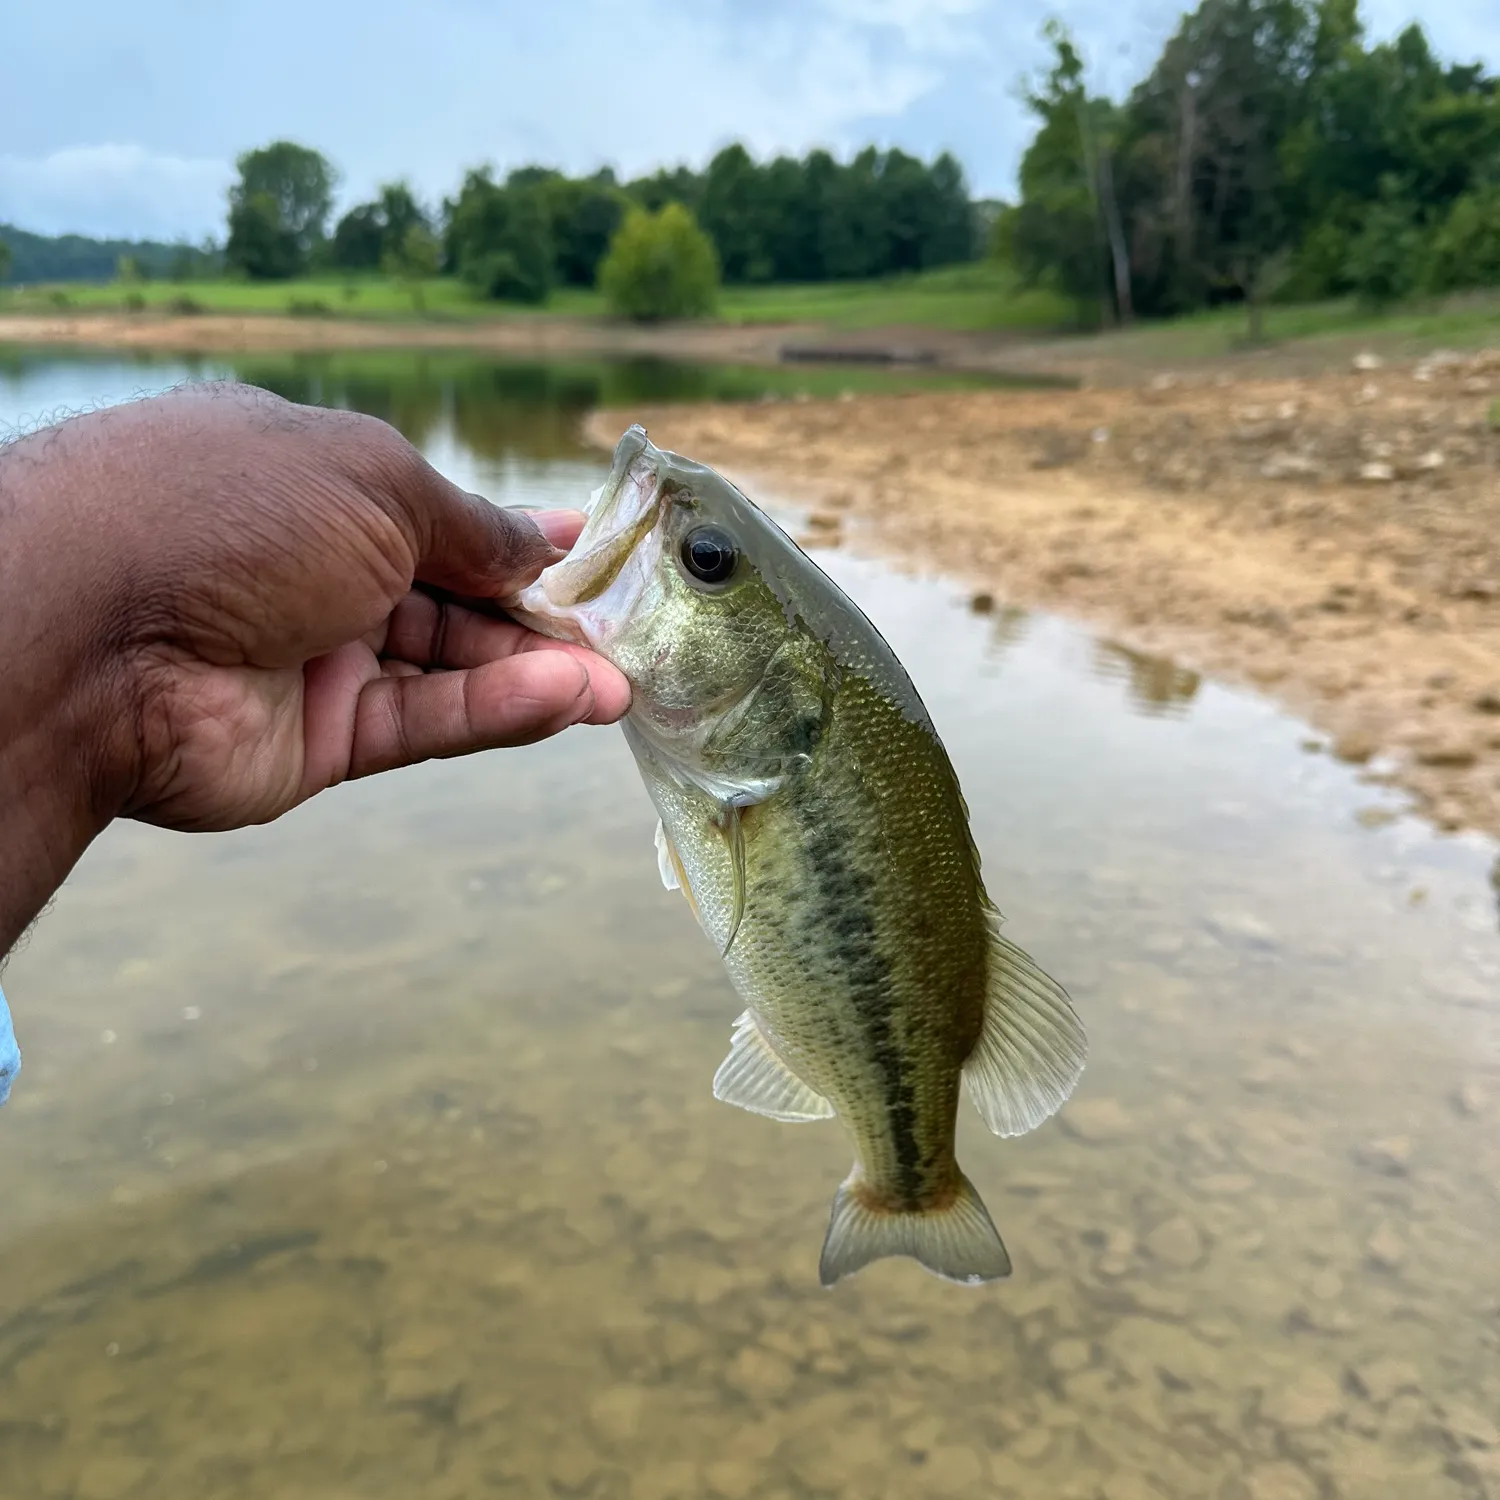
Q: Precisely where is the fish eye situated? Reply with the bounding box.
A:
[680,525,738,586]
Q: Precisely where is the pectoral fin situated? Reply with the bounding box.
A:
[962,921,1087,1138]
[713,1010,834,1122]
[654,820,681,891]
[715,803,747,957]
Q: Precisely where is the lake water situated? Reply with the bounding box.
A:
[2,349,1498,1500]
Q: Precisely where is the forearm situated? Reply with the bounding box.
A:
[0,425,140,957]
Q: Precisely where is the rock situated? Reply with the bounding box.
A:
[1332,729,1381,763]
[969,591,996,614]
[1102,1474,1167,1500]
[726,1346,796,1402]
[704,1460,758,1500]
[1364,1220,1406,1271]
[1352,351,1384,371]
[77,1458,152,1500]
[1357,1135,1412,1174]
[589,1384,647,1445]
[1415,739,1477,768]
[1059,1096,1132,1144]
[1348,1357,1420,1404]
[1453,1079,1489,1117]
[1261,453,1323,480]
[1206,910,1277,948]
[1243,1461,1319,1500]
[1444,1405,1500,1449]
[1262,1367,1344,1429]
[924,1445,984,1494]
[1144,1215,1205,1269]
[1472,688,1500,715]
[631,1460,700,1500]
[1049,1338,1093,1373]
[1358,461,1396,483]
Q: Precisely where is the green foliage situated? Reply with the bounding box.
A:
[537,170,626,287]
[383,223,443,311]
[1001,2,1500,326]
[0,237,13,284]
[445,169,554,303]
[1347,187,1424,306]
[1426,187,1500,291]
[331,181,431,273]
[227,142,335,279]
[599,203,719,322]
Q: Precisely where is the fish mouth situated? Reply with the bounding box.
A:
[506,425,664,649]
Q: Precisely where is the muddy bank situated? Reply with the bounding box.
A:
[593,346,1500,843]
[0,310,818,364]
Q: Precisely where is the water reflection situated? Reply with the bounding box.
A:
[1091,640,1203,717]
[1,353,1498,1500]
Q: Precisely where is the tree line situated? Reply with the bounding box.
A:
[221,141,984,299]
[1003,0,1500,332]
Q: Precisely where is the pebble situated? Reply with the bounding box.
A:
[1059,1096,1133,1144]
[924,1445,984,1494]
[1358,461,1396,483]
[1243,1460,1320,1500]
[969,590,996,613]
[1473,687,1500,715]
[725,1346,796,1402]
[1358,1135,1413,1175]
[1349,1357,1420,1404]
[1444,1405,1500,1449]
[1144,1215,1205,1269]
[76,1457,152,1500]
[588,1384,647,1444]
[1261,1367,1344,1428]
[1352,352,1384,371]
[1364,1220,1406,1271]
[1049,1338,1093,1373]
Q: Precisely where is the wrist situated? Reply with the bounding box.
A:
[0,428,144,955]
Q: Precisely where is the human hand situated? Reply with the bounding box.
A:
[0,381,626,949]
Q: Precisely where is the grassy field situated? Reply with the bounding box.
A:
[0,262,1078,335]
[3,263,1498,365]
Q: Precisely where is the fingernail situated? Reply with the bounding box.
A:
[519,507,585,549]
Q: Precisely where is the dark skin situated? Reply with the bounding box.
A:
[0,382,631,959]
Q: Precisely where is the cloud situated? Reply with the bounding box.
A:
[0,1,1495,240]
[0,145,233,242]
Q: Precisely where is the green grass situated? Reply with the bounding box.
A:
[0,263,1077,336]
[1078,287,1500,365]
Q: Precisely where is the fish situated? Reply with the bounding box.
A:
[507,425,1086,1286]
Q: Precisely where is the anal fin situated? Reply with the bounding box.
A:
[713,1010,834,1122]
[963,923,1087,1138]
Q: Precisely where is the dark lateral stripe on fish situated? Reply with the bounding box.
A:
[798,787,926,1207]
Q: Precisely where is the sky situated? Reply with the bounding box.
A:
[1,0,1497,243]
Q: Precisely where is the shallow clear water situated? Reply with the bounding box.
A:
[2,352,1498,1500]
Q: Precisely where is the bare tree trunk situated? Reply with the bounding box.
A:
[1175,78,1197,266]
[1097,150,1134,324]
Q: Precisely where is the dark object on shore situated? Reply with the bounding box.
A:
[780,344,939,367]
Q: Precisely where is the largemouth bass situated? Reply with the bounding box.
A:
[508,425,1086,1286]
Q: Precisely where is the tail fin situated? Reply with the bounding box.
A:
[818,1168,1011,1287]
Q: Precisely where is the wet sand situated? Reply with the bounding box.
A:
[594,346,1500,843]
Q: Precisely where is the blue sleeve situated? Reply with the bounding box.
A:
[0,982,19,1106]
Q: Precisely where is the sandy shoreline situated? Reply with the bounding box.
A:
[589,348,1500,850]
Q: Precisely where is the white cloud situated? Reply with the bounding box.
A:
[0,145,233,241]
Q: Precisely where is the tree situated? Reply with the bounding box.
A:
[599,203,719,321]
[1,237,15,285]
[445,169,554,303]
[226,142,335,279]
[1426,186,1500,291]
[383,222,442,311]
[699,144,771,282]
[226,191,302,280]
[331,181,431,272]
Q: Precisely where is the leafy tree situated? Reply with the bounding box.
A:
[700,144,771,282]
[331,204,385,270]
[383,222,442,311]
[226,142,335,279]
[1425,186,1500,291]
[1346,182,1424,305]
[226,191,302,280]
[599,203,719,321]
[446,169,553,303]
[0,237,10,285]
